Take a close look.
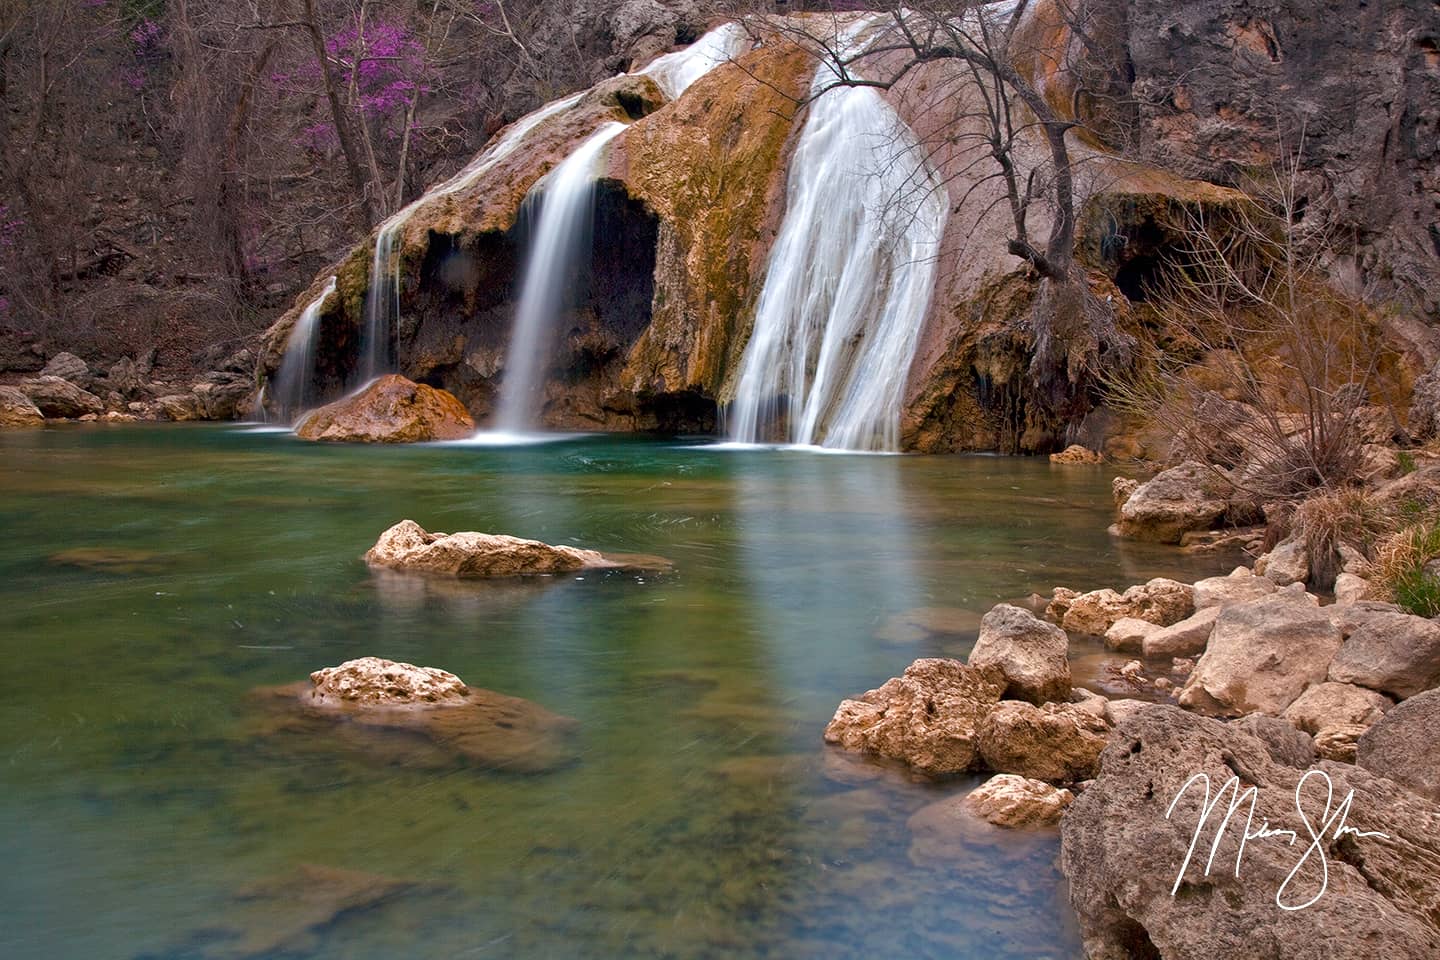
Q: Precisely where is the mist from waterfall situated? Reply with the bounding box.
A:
[270,276,335,423]
[358,92,586,383]
[727,22,948,452]
[493,122,627,433]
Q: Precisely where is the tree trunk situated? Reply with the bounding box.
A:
[301,0,375,229]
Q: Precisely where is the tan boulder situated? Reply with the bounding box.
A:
[977,700,1111,783]
[1313,723,1369,762]
[0,386,44,427]
[968,603,1071,704]
[20,375,104,418]
[1103,617,1159,654]
[1060,578,1194,635]
[1328,611,1440,700]
[1113,460,1232,543]
[295,375,475,443]
[1191,565,1277,609]
[962,774,1073,828]
[1333,572,1372,605]
[823,658,1005,776]
[364,519,650,578]
[1049,444,1103,464]
[1282,681,1392,735]
[1142,605,1220,658]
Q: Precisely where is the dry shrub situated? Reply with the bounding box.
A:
[1371,518,1440,617]
[1288,488,1394,588]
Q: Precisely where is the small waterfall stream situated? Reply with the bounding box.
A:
[639,22,750,99]
[727,21,948,452]
[270,276,336,422]
[492,122,628,433]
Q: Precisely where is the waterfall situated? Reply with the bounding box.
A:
[271,276,336,422]
[639,22,751,99]
[493,122,628,433]
[358,92,587,383]
[727,23,948,452]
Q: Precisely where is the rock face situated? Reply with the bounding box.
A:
[19,376,105,418]
[365,519,621,578]
[1178,592,1342,716]
[963,774,1073,828]
[0,386,44,427]
[968,603,1071,704]
[296,375,475,442]
[1061,579,1194,635]
[1327,612,1440,700]
[1356,689,1440,801]
[259,656,580,773]
[823,658,1005,776]
[977,700,1110,783]
[1143,605,1220,658]
[1411,360,1440,440]
[1061,705,1440,960]
[1282,681,1392,735]
[1114,461,1231,543]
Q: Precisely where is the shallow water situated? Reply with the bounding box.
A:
[0,425,1229,959]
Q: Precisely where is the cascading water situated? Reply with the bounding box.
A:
[358,92,586,383]
[270,276,336,422]
[639,22,751,99]
[492,122,628,433]
[727,20,949,452]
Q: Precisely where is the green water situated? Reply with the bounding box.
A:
[0,425,1226,959]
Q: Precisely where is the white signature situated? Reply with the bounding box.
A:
[1164,769,1391,911]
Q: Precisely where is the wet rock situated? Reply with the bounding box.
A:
[1333,572,1371,605]
[1050,444,1103,464]
[1142,605,1220,659]
[874,605,983,644]
[977,700,1110,783]
[1255,537,1309,586]
[49,546,169,573]
[968,603,1071,704]
[364,519,653,578]
[963,774,1073,828]
[1328,612,1440,700]
[1357,688,1440,800]
[19,375,104,418]
[1179,592,1341,716]
[823,658,1005,776]
[1113,461,1231,544]
[256,656,580,773]
[1104,617,1158,654]
[1061,579,1194,635]
[295,375,475,443]
[39,351,91,387]
[1061,705,1440,959]
[1282,682,1392,735]
[0,386,44,427]
[1191,566,1277,609]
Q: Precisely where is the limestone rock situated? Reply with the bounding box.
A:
[977,700,1110,783]
[1313,723,1368,763]
[968,603,1071,704]
[155,393,202,422]
[192,372,251,420]
[1111,476,1138,507]
[1114,461,1231,543]
[19,375,104,418]
[823,658,1005,776]
[1060,705,1440,959]
[1230,713,1315,768]
[962,773,1073,828]
[0,386,44,427]
[1061,578,1194,635]
[1328,612,1440,699]
[1045,586,1078,623]
[1192,565,1277,610]
[1333,572,1371,605]
[1142,605,1220,659]
[1104,698,1151,726]
[295,375,475,443]
[257,656,580,772]
[1255,537,1309,586]
[1179,592,1342,716]
[1104,617,1158,654]
[364,519,643,578]
[1326,599,1405,639]
[1357,688,1440,801]
[1050,444,1103,464]
[1282,682,1392,735]
[39,351,91,387]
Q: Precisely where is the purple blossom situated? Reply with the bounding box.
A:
[0,205,22,251]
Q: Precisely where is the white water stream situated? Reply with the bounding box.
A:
[269,276,335,422]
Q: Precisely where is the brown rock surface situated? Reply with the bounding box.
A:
[963,773,1073,828]
[363,519,655,578]
[823,658,1005,776]
[295,375,475,442]
[0,386,44,427]
[19,375,104,418]
[1356,688,1440,801]
[1061,578,1194,635]
[968,603,1071,704]
[977,700,1110,783]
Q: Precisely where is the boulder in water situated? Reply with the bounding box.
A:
[364,519,661,578]
[19,375,104,418]
[963,773,1073,828]
[1113,461,1232,544]
[255,656,580,773]
[0,386,44,427]
[295,375,475,443]
[977,700,1111,783]
[968,603,1071,704]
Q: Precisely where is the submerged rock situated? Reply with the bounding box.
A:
[255,656,580,773]
[1178,592,1341,716]
[823,658,1005,776]
[1061,705,1440,960]
[968,603,1071,704]
[295,375,475,443]
[0,386,44,427]
[364,519,658,578]
[964,774,1073,828]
